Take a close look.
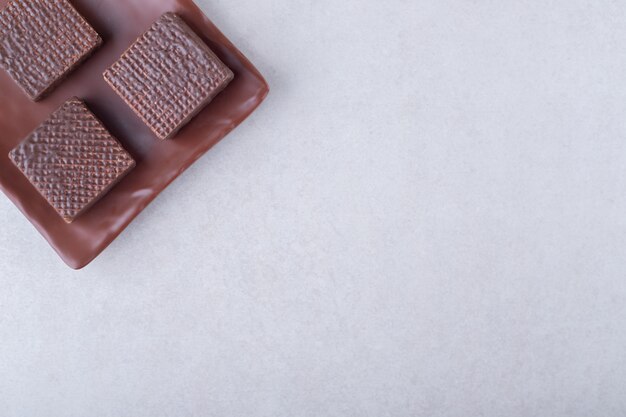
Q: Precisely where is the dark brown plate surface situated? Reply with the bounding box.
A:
[0,0,269,269]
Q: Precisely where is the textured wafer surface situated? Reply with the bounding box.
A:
[0,0,102,100]
[104,12,234,140]
[9,98,135,223]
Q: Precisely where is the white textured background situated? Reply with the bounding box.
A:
[2,0,626,415]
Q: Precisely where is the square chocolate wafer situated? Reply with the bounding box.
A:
[104,12,234,140]
[9,98,135,223]
[0,0,102,101]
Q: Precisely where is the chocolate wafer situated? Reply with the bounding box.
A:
[104,12,234,140]
[9,98,135,223]
[0,0,102,101]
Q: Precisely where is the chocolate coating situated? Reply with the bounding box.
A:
[0,0,102,101]
[0,0,268,269]
[104,13,234,140]
[9,98,135,223]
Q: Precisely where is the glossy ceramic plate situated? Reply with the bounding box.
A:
[0,0,269,269]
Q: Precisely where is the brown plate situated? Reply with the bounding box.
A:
[0,0,269,269]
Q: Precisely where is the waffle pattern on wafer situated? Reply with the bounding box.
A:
[0,0,102,100]
[9,98,135,222]
[104,12,234,140]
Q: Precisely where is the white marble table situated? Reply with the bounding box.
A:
[1,0,625,415]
